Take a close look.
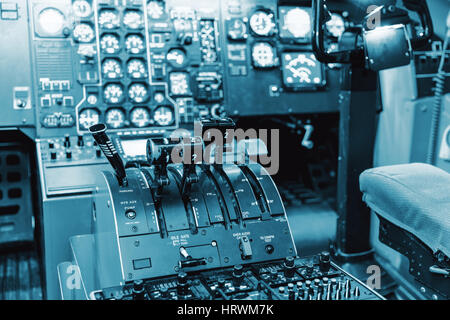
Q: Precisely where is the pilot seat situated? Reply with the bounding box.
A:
[360,163,450,299]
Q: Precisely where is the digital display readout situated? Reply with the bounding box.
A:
[120,139,147,157]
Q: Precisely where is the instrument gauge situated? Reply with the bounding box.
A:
[73,23,95,43]
[227,18,248,40]
[78,108,100,130]
[127,59,147,79]
[147,1,164,19]
[281,52,323,88]
[98,9,120,29]
[103,83,124,104]
[102,59,122,79]
[123,10,144,29]
[130,107,151,128]
[38,8,66,35]
[125,34,145,54]
[153,106,174,126]
[251,42,277,68]
[105,108,126,129]
[166,48,187,68]
[281,7,311,39]
[100,34,120,54]
[128,83,149,104]
[249,10,276,37]
[326,13,346,39]
[72,0,92,18]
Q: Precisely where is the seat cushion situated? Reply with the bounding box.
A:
[360,163,450,257]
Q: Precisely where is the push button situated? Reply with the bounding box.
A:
[125,209,137,220]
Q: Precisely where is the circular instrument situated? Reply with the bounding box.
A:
[103,83,124,104]
[78,108,100,130]
[38,8,66,35]
[102,59,122,79]
[73,23,95,43]
[249,10,275,36]
[100,33,120,54]
[98,9,120,29]
[166,48,187,68]
[72,0,92,18]
[130,107,151,128]
[227,18,247,40]
[125,34,145,54]
[128,83,149,104]
[127,59,147,79]
[147,1,164,19]
[283,7,311,38]
[153,106,174,126]
[326,13,345,39]
[252,42,277,68]
[105,108,126,129]
[123,10,144,29]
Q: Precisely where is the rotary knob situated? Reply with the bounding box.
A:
[132,279,146,300]
[319,251,331,272]
[284,256,296,278]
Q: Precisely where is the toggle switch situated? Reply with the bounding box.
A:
[239,236,252,260]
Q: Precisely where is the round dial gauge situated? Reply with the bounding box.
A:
[130,107,151,127]
[102,59,122,79]
[123,10,144,29]
[283,53,321,85]
[154,106,174,126]
[105,108,126,129]
[79,108,100,130]
[147,1,164,19]
[166,48,187,68]
[73,23,95,43]
[38,8,66,35]
[128,83,149,103]
[98,9,120,29]
[127,59,147,79]
[103,83,124,104]
[227,18,247,40]
[249,10,275,36]
[72,0,92,18]
[100,34,120,54]
[283,8,311,38]
[326,13,345,39]
[125,34,145,54]
[252,42,276,68]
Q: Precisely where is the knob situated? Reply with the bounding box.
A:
[177,271,188,284]
[66,151,72,159]
[270,269,278,281]
[319,251,331,272]
[132,280,146,300]
[125,209,136,220]
[217,278,225,288]
[77,135,84,147]
[305,262,314,276]
[48,142,54,149]
[353,286,360,297]
[232,264,244,286]
[177,272,189,297]
[96,149,102,158]
[50,151,57,160]
[160,287,169,298]
[283,256,296,278]
[64,135,71,148]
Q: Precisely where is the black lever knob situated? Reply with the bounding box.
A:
[319,251,331,272]
[132,280,146,300]
[284,256,296,278]
[232,264,244,286]
[89,124,127,186]
[177,272,189,297]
